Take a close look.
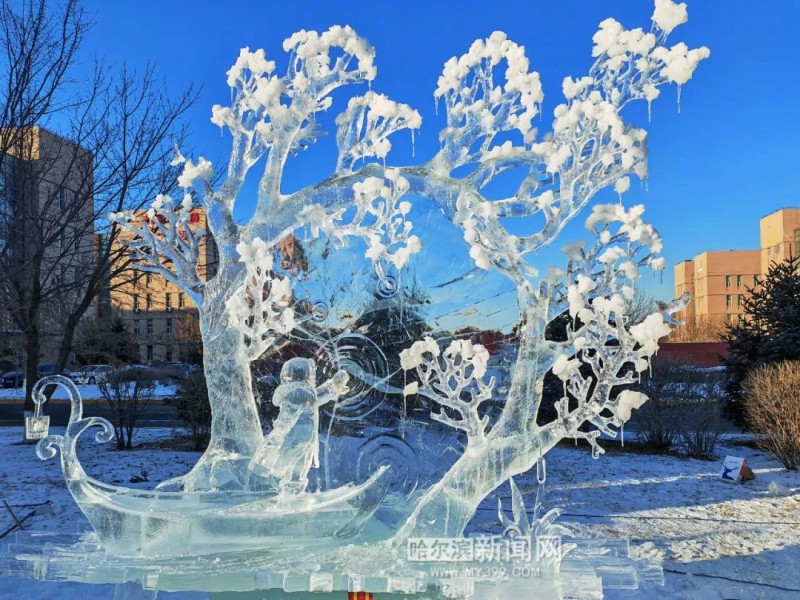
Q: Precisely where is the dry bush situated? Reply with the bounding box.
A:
[169,369,211,451]
[634,361,682,450]
[98,367,156,450]
[633,361,726,458]
[674,397,724,460]
[743,362,800,470]
[669,315,725,343]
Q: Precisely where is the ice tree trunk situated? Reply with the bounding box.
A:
[202,326,263,451]
[161,268,266,491]
[396,304,557,539]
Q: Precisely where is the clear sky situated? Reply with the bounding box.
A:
[80,0,800,302]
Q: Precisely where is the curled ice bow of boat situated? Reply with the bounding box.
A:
[34,376,391,557]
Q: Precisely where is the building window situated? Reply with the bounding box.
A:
[133,269,139,286]
[738,294,745,308]
[146,345,153,361]
[165,346,173,361]
[726,295,732,308]
[146,294,153,310]
[146,319,153,335]
[133,320,140,335]
[146,272,152,285]
[133,294,140,312]
[737,275,743,287]
[165,293,172,311]
[58,188,65,210]
[725,275,731,288]
[166,318,173,335]
[726,314,733,324]
[178,293,185,308]
[754,274,761,286]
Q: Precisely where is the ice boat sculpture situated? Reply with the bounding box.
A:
[33,376,390,556]
[12,1,708,596]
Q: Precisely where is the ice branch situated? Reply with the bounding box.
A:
[110,194,205,305]
[225,237,296,361]
[299,169,422,285]
[433,13,708,276]
[401,338,495,444]
[335,91,421,173]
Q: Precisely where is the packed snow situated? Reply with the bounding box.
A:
[1,427,798,598]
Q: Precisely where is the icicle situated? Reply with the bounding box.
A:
[647,99,652,122]
[676,85,682,114]
[621,423,625,447]
[536,457,547,484]
[592,444,601,459]
[411,128,416,158]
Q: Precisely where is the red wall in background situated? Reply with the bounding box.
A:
[655,342,729,368]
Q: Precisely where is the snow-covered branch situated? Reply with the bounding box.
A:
[210,27,379,226]
[539,203,684,456]
[432,31,543,172]
[225,237,295,361]
[335,91,421,172]
[299,169,422,285]
[400,338,495,445]
[110,192,205,305]
[437,1,707,279]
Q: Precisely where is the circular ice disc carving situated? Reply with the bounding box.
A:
[317,333,389,420]
[356,433,419,505]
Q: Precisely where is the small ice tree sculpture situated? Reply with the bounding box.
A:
[111,0,707,541]
[400,338,495,446]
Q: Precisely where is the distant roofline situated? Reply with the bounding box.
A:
[761,207,800,219]
[689,248,760,258]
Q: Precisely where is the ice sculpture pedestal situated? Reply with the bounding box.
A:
[3,529,662,599]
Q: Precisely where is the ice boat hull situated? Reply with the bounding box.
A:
[31,376,390,557]
[68,469,389,556]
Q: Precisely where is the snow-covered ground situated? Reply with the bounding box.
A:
[1,427,798,599]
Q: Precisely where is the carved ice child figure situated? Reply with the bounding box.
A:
[246,357,349,494]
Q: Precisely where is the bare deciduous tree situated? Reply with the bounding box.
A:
[0,0,196,414]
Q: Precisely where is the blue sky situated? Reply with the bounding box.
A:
[81,0,800,302]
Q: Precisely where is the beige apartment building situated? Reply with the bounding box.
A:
[675,207,800,329]
[109,209,217,364]
[0,127,95,367]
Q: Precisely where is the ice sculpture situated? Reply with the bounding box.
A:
[246,358,350,493]
[15,0,707,596]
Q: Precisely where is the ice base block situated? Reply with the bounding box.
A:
[2,530,662,599]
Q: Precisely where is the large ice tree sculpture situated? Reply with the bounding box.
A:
[112,0,707,539]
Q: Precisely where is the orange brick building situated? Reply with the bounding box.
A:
[675,207,800,329]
